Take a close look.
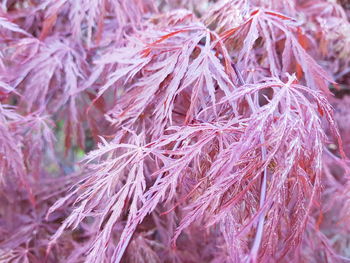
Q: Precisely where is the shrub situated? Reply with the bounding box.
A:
[1,0,350,262]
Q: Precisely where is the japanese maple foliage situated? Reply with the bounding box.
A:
[1,0,350,262]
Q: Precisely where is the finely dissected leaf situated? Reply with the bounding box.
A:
[37,0,156,45]
[113,76,340,261]
[93,21,236,135]
[218,8,334,94]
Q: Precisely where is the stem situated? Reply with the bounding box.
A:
[250,139,267,262]
[232,63,268,261]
